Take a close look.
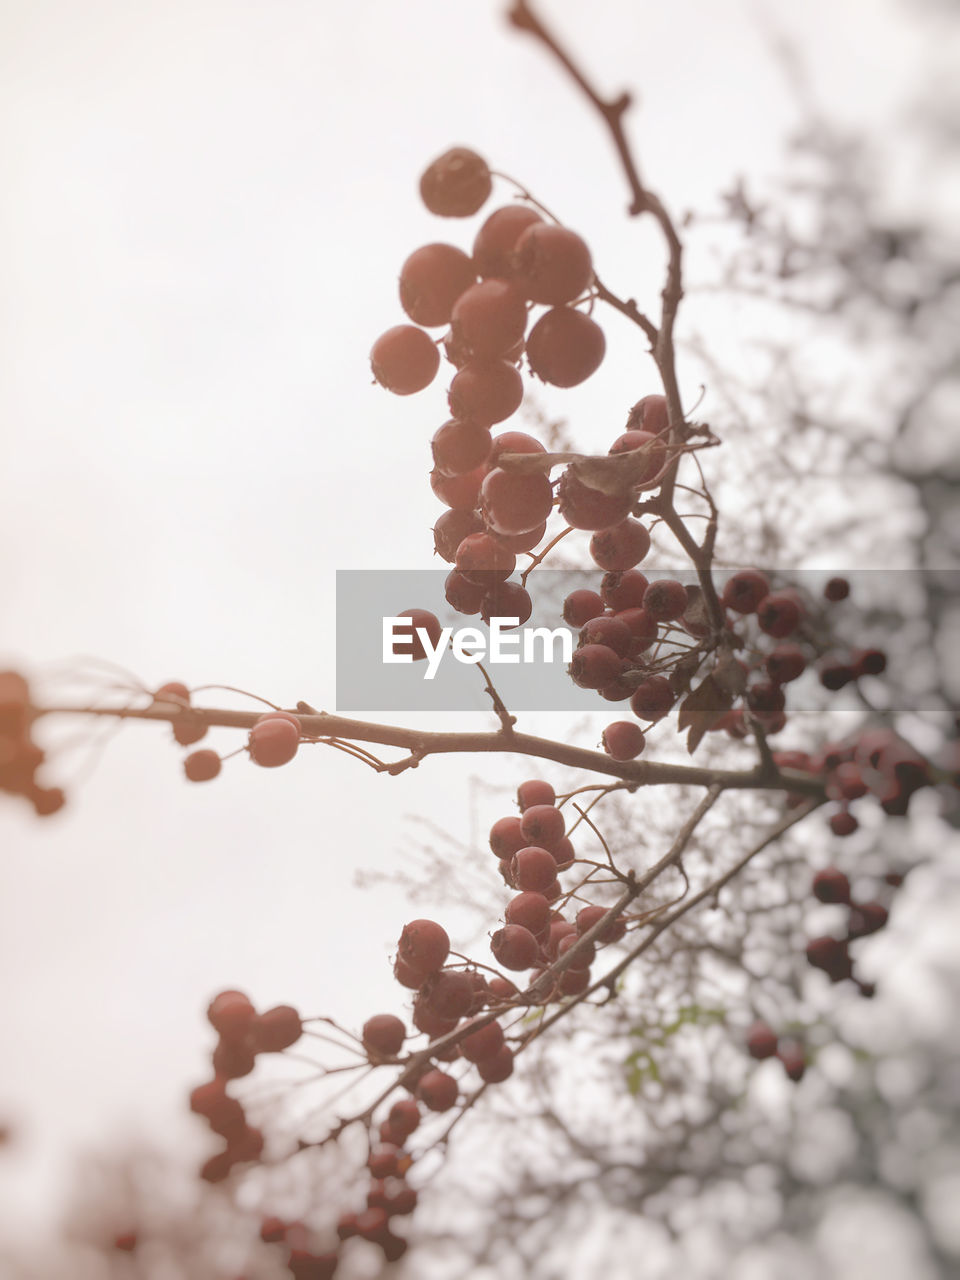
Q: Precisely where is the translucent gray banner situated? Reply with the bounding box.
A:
[335,569,958,714]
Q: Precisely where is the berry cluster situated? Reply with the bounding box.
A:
[0,670,64,816]
[772,725,932,832]
[805,865,895,995]
[175,695,303,784]
[190,991,302,1183]
[371,148,618,631]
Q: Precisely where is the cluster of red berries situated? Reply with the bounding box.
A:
[389,918,516,1084]
[707,573,889,740]
[189,991,302,1183]
[773,725,932,831]
[371,147,619,633]
[805,864,898,995]
[0,670,65,816]
[158,678,304,783]
[485,779,626,998]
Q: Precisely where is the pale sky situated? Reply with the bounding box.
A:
[0,0,947,1252]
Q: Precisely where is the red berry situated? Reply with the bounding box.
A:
[602,721,646,760]
[421,970,475,1020]
[448,360,524,426]
[765,644,807,684]
[847,901,888,938]
[431,420,492,476]
[461,1019,505,1063]
[455,532,516,585]
[602,570,649,611]
[517,779,555,810]
[481,580,532,628]
[746,1021,778,1060]
[371,324,440,395]
[629,677,674,721]
[399,243,477,326]
[445,569,485,616]
[806,936,852,982]
[558,468,632,530]
[852,647,886,677]
[757,592,802,638]
[199,1152,233,1183]
[184,749,221,782]
[616,608,658,653]
[562,589,604,628]
[451,279,528,360]
[491,924,539,971]
[259,1216,288,1243]
[172,715,207,746]
[411,995,458,1038]
[557,932,595,970]
[398,919,450,976]
[207,990,255,1040]
[575,904,626,942]
[489,815,526,859]
[812,867,851,904]
[251,1005,301,1053]
[777,1043,806,1081]
[590,520,651,570]
[228,1128,263,1166]
[472,204,543,277]
[511,846,559,893]
[626,394,670,435]
[212,1038,256,1080]
[477,1044,514,1082]
[420,147,491,217]
[248,713,301,768]
[746,681,786,720]
[721,570,770,614]
[391,609,443,661]
[494,522,547,554]
[433,509,484,562]
[579,616,632,657]
[519,804,565,848]
[367,1147,400,1179]
[480,466,554,536]
[642,578,689,622]
[526,307,605,386]
[430,465,485,510]
[388,1098,421,1138]
[829,810,858,837]
[487,430,547,468]
[819,656,856,691]
[512,223,593,305]
[568,644,624,690]
[505,891,551,934]
[417,1069,458,1111]
[824,576,850,601]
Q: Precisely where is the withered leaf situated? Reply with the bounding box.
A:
[678,675,734,755]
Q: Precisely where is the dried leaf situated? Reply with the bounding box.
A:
[678,675,733,754]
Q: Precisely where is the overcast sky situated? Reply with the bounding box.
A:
[0,0,949,1251]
